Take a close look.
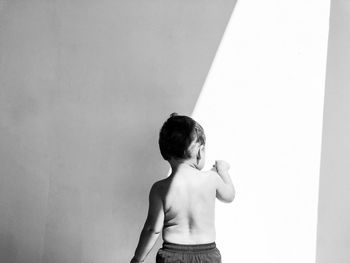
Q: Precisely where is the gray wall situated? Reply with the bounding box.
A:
[316,0,350,262]
[0,1,236,262]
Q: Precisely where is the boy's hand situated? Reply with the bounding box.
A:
[213,160,230,174]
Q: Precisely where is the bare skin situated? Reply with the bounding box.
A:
[161,165,220,244]
[131,143,235,263]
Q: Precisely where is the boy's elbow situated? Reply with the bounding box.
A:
[231,189,236,201]
[227,187,235,202]
[148,229,161,235]
[144,225,162,234]
[225,191,235,203]
[228,193,235,203]
[216,193,235,203]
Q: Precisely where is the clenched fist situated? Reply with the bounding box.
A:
[212,160,230,174]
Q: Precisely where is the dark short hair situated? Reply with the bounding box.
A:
[158,113,206,161]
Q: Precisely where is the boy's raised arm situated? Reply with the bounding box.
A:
[211,160,235,203]
[131,182,164,263]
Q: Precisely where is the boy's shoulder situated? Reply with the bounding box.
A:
[149,178,170,202]
[201,169,220,179]
[150,178,167,194]
[152,169,219,188]
[202,169,221,186]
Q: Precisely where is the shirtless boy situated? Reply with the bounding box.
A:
[130,113,235,263]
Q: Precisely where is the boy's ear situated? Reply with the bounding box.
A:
[197,145,204,159]
[197,148,201,159]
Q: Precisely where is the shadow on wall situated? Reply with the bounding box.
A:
[0,1,236,263]
[316,0,350,262]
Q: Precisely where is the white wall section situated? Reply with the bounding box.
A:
[192,1,331,262]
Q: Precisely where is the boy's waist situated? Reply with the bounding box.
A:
[162,241,216,252]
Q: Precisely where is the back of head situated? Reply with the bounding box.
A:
[158,113,205,161]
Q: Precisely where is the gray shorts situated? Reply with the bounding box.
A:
[156,241,221,263]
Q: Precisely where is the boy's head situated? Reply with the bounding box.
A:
[159,113,206,167]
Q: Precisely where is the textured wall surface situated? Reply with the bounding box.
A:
[316,0,350,262]
[0,1,236,262]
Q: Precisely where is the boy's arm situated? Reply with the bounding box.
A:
[211,160,235,203]
[131,182,164,263]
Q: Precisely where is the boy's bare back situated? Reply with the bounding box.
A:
[157,161,234,245]
[158,167,217,244]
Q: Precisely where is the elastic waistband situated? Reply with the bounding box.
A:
[162,241,216,252]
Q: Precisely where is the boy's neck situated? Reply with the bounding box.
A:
[169,159,199,173]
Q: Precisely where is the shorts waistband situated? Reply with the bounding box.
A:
[162,241,216,252]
